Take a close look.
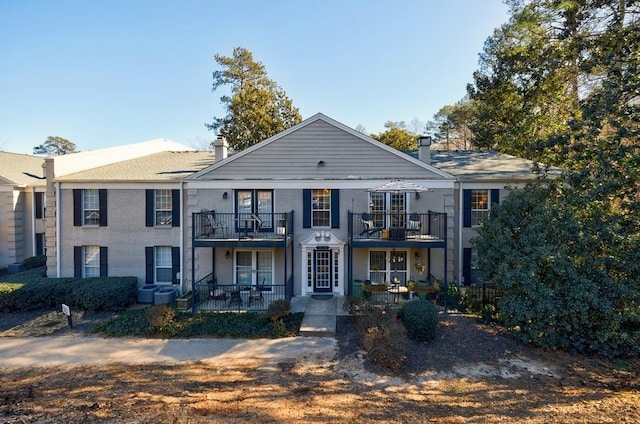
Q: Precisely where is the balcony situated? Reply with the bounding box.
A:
[193,210,293,243]
[349,211,446,248]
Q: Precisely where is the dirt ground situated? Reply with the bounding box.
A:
[1,311,639,423]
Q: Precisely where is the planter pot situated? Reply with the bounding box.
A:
[176,293,193,310]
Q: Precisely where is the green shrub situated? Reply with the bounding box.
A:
[23,255,46,270]
[94,309,150,337]
[480,304,496,324]
[0,269,136,312]
[399,300,439,341]
[71,277,137,311]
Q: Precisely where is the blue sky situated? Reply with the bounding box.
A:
[0,1,509,154]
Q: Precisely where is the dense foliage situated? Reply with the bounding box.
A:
[466,0,640,356]
[369,121,420,151]
[475,183,640,356]
[0,268,137,312]
[206,47,302,151]
[23,255,46,270]
[95,306,304,339]
[399,300,439,341]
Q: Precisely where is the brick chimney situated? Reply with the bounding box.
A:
[417,135,432,165]
[213,135,228,162]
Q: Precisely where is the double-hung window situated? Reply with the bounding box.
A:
[83,189,100,225]
[155,189,173,226]
[73,189,107,227]
[312,189,331,227]
[155,246,173,283]
[74,245,107,278]
[83,245,101,277]
[146,189,179,228]
[145,246,179,284]
[471,189,489,227]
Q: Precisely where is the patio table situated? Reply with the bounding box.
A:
[387,285,408,303]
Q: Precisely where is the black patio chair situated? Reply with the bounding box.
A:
[248,278,265,307]
[359,213,383,236]
[406,213,422,236]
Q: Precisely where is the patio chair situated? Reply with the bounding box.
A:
[206,211,228,237]
[406,213,421,236]
[248,278,265,307]
[208,277,227,301]
[359,213,383,236]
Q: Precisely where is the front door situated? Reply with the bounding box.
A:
[313,249,332,293]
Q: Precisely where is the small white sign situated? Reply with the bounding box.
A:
[61,304,71,316]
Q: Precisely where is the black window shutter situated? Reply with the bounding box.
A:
[303,189,311,228]
[145,247,154,283]
[463,189,472,228]
[172,247,180,284]
[145,190,154,227]
[73,189,82,226]
[331,189,340,228]
[171,189,180,227]
[99,189,108,226]
[35,193,43,219]
[100,247,108,277]
[35,233,44,256]
[74,246,82,278]
[491,189,499,206]
[463,248,472,286]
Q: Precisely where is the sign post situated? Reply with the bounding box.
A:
[61,304,73,328]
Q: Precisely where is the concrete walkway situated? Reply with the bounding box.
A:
[0,336,337,368]
[0,295,346,368]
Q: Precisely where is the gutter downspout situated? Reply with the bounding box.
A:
[31,187,36,257]
[179,181,185,296]
[56,182,61,278]
[457,181,463,286]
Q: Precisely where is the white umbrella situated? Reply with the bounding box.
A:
[368,179,431,194]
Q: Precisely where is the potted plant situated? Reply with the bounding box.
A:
[407,280,415,300]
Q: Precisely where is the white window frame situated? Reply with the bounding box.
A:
[368,250,408,285]
[155,246,173,284]
[471,189,490,227]
[155,189,172,226]
[234,250,273,287]
[83,245,100,278]
[83,189,100,226]
[312,189,331,228]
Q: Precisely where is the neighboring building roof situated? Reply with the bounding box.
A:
[52,138,195,177]
[0,151,45,186]
[56,151,215,182]
[429,150,564,182]
[189,113,455,181]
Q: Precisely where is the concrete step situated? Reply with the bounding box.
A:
[299,296,337,337]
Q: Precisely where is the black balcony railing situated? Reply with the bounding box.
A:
[350,211,446,241]
[193,273,286,312]
[193,210,293,240]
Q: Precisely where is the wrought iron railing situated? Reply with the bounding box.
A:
[193,210,293,240]
[193,273,286,312]
[350,211,446,241]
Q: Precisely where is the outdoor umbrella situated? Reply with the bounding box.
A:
[367,179,431,194]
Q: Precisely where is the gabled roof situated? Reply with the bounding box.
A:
[56,151,215,182]
[0,151,45,187]
[52,138,195,177]
[188,113,455,181]
[430,150,563,182]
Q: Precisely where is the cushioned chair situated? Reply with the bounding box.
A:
[406,213,422,236]
[205,211,228,237]
[359,213,383,236]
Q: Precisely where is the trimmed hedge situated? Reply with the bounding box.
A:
[0,267,137,312]
[23,255,47,270]
[399,299,439,341]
